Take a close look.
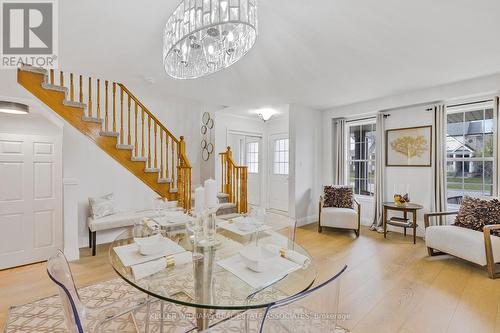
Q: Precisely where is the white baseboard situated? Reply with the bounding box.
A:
[297,215,318,227]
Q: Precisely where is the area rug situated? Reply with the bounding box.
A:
[3,278,200,333]
[4,278,349,332]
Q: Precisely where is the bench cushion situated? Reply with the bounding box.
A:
[87,210,159,232]
[425,225,500,266]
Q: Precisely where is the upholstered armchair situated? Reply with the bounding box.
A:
[318,191,361,237]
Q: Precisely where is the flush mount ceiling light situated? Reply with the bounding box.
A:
[163,0,258,79]
[0,101,29,115]
[256,108,275,122]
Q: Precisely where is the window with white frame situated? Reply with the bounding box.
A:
[347,122,376,196]
[446,103,495,205]
[246,141,259,173]
[273,138,289,175]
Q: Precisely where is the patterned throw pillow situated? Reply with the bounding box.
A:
[323,186,353,209]
[454,196,500,236]
[89,193,116,218]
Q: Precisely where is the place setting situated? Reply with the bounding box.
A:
[112,223,193,281]
[216,239,311,289]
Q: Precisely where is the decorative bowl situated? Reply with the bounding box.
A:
[239,245,278,272]
[134,233,163,256]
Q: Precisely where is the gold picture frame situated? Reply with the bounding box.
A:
[385,125,432,167]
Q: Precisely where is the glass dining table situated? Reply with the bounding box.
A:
[108,216,317,331]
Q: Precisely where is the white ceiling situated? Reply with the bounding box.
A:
[60,0,500,110]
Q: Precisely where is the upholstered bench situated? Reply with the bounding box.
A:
[87,210,160,256]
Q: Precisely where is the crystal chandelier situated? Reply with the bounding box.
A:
[163,0,258,79]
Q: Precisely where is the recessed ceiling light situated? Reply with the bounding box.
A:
[0,101,29,115]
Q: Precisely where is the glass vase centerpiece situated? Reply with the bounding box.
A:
[192,179,219,248]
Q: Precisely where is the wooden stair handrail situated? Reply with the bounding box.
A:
[220,146,248,213]
[18,65,192,211]
[117,84,179,144]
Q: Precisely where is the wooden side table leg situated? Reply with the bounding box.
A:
[383,206,387,239]
[413,210,417,244]
[403,211,407,237]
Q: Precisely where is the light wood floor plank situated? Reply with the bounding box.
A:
[1,223,499,333]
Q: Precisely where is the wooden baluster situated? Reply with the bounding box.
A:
[70,73,74,101]
[120,87,124,144]
[221,154,224,192]
[60,71,64,86]
[171,138,175,181]
[127,95,131,145]
[50,69,54,84]
[147,116,151,168]
[165,136,169,180]
[134,103,138,156]
[79,75,83,103]
[112,83,116,132]
[141,108,145,156]
[154,124,158,169]
[160,131,164,178]
[104,81,109,131]
[88,77,92,117]
[236,168,239,212]
[96,79,101,119]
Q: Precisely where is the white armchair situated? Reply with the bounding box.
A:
[318,195,361,237]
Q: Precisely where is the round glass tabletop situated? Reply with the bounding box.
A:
[109,223,317,311]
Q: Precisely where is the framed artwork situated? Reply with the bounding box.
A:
[386,125,432,167]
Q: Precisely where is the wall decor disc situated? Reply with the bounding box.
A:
[207,118,214,129]
[207,142,214,154]
[202,112,210,125]
[201,125,207,135]
[202,148,210,161]
[201,139,207,149]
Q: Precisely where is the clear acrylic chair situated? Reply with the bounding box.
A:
[203,265,347,333]
[46,249,149,333]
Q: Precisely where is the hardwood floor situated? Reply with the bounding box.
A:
[1,224,499,333]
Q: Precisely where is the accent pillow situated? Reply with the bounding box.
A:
[323,185,353,209]
[89,193,116,219]
[454,196,500,236]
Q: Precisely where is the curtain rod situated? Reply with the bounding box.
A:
[446,99,493,109]
[346,116,377,123]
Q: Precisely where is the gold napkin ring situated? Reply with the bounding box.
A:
[166,255,176,268]
[279,248,286,258]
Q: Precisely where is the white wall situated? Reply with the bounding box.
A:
[289,104,322,225]
[321,72,500,233]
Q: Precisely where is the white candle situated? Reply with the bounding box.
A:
[194,186,205,213]
[204,179,218,209]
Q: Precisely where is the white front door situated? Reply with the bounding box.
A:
[245,138,261,206]
[268,134,289,212]
[0,133,62,269]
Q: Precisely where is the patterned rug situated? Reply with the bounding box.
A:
[4,278,349,333]
[3,278,204,333]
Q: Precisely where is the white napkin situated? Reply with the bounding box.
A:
[142,217,160,231]
[264,244,311,268]
[131,251,193,280]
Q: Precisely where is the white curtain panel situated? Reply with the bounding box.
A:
[495,97,500,197]
[333,118,347,185]
[431,104,448,225]
[371,112,385,231]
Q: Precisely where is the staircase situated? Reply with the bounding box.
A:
[17,65,192,211]
[219,146,248,214]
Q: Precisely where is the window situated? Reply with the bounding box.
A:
[273,138,289,175]
[246,141,259,173]
[347,122,376,196]
[446,105,495,204]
